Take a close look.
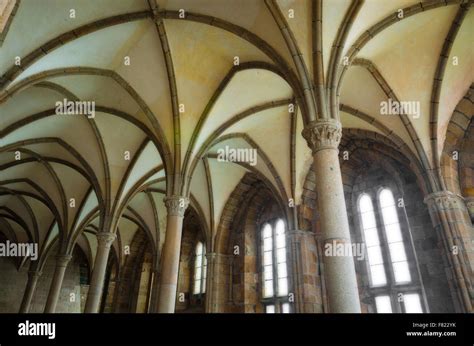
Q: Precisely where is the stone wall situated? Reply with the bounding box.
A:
[0,247,83,313]
[342,155,456,313]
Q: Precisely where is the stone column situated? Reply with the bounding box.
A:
[424,191,474,312]
[287,230,305,313]
[156,195,189,313]
[287,229,324,313]
[302,119,361,313]
[84,231,116,313]
[44,254,72,313]
[111,276,121,313]
[148,257,160,313]
[205,253,232,313]
[19,270,42,313]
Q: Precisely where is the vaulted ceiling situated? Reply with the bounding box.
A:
[1,0,472,269]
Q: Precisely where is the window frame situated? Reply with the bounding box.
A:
[192,240,207,297]
[258,218,291,313]
[354,185,425,313]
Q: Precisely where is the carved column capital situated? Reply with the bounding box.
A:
[424,191,467,213]
[97,232,116,249]
[164,195,189,217]
[55,254,72,267]
[302,119,342,153]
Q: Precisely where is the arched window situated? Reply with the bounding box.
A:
[261,219,290,313]
[379,188,411,284]
[193,241,207,295]
[358,188,424,313]
[359,194,387,287]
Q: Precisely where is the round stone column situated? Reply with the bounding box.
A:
[84,231,116,313]
[147,253,161,313]
[424,191,473,312]
[156,195,189,313]
[19,270,42,313]
[302,119,361,313]
[44,254,72,313]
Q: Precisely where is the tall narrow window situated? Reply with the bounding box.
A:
[261,219,289,313]
[379,189,411,284]
[359,194,386,286]
[357,187,424,313]
[193,241,207,295]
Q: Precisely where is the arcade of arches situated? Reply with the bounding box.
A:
[0,0,473,314]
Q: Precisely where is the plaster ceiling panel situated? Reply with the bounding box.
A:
[128,192,157,244]
[13,20,149,85]
[49,75,142,121]
[120,141,163,206]
[5,219,29,244]
[208,159,247,232]
[84,231,98,264]
[73,190,98,236]
[156,0,294,70]
[142,171,166,189]
[0,195,11,206]
[2,113,105,191]
[208,137,279,196]
[1,162,63,220]
[1,86,64,129]
[276,0,312,77]
[164,19,273,164]
[339,65,415,154]
[437,9,474,158]
[193,69,292,162]
[359,6,458,165]
[342,0,418,57]
[50,162,90,231]
[23,195,52,246]
[93,112,146,203]
[116,217,138,265]
[0,0,148,76]
[0,151,17,167]
[323,0,351,79]
[2,197,34,236]
[21,142,82,168]
[44,222,59,251]
[0,182,43,200]
[340,111,385,136]
[115,22,174,149]
[221,105,292,198]
[90,217,100,228]
[149,180,167,193]
[294,107,312,205]
[189,159,211,232]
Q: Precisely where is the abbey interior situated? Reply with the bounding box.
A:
[0,0,473,317]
